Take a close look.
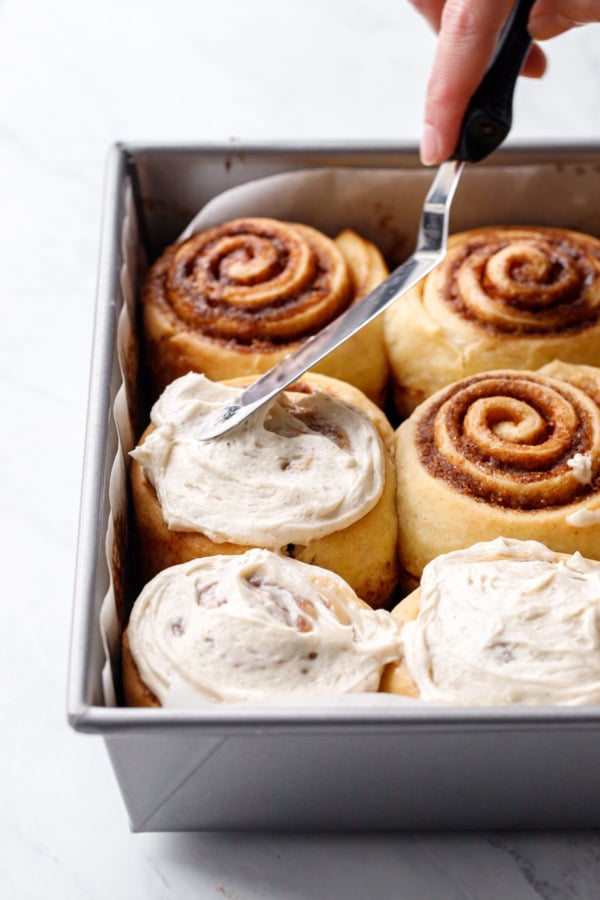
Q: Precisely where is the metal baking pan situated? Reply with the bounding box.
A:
[68,141,600,832]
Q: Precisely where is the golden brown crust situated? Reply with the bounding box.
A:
[141,218,390,405]
[121,631,161,708]
[131,372,399,608]
[379,589,420,697]
[383,226,600,418]
[395,364,600,581]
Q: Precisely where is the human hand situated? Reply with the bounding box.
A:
[410,0,600,165]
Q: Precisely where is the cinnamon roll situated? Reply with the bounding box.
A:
[141,217,390,405]
[381,537,600,706]
[122,549,402,707]
[383,226,600,417]
[395,363,600,584]
[131,371,399,608]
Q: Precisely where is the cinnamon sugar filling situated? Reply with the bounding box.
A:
[145,218,353,345]
[416,372,599,509]
[439,230,600,335]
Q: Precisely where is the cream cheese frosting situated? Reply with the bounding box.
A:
[131,373,385,546]
[567,452,593,485]
[566,508,600,527]
[126,549,402,705]
[401,537,600,706]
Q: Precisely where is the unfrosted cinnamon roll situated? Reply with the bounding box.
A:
[142,217,390,405]
[383,226,600,417]
[131,371,399,608]
[122,549,402,707]
[381,537,600,706]
[395,363,600,584]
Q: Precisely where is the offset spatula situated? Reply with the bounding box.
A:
[195,0,535,441]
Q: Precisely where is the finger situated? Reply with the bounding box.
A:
[521,42,548,77]
[529,0,600,39]
[407,0,446,32]
[420,0,516,164]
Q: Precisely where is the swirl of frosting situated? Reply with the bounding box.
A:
[149,217,352,344]
[416,369,600,510]
[124,549,402,705]
[399,537,600,706]
[437,227,600,334]
[131,372,385,546]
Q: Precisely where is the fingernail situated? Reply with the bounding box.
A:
[421,123,440,166]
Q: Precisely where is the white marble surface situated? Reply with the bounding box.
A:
[3,0,600,897]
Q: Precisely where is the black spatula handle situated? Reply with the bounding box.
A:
[453,0,536,162]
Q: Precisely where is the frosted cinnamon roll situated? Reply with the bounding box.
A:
[381,537,600,706]
[395,363,600,584]
[131,371,399,608]
[142,217,390,405]
[383,226,600,417]
[122,549,402,707]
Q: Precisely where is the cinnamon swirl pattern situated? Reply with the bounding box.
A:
[142,217,390,404]
[131,371,399,608]
[383,226,600,417]
[395,363,600,583]
[122,549,402,707]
